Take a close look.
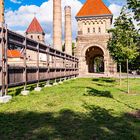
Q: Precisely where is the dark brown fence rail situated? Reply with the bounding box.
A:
[0,26,79,96]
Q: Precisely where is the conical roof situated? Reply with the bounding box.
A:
[76,0,112,17]
[26,17,45,34]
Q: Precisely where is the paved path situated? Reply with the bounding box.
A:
[79,73,140,78]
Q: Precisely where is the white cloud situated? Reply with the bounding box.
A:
[109,4,122,18]
[6,0,138,45]
[5,0,83,44]
[109,3,139,29]
[109,3,122,26]
[10,0,22,4]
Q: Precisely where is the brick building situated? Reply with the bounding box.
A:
[75,0,117,76]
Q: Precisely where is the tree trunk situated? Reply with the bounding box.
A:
[127,59,129,94]
[119,63,122,86]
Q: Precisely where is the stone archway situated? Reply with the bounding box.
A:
[85,46,104,73]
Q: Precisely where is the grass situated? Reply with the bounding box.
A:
[0,78,140,140]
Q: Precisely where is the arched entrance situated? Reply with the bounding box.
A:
[85,46,104,73]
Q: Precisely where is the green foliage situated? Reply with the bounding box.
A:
[62,42,74,56]
[62,43,65,52]
[108,7,139,64]
[127,0,140,22]
[72,42,75,56]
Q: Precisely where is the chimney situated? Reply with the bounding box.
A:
[0,0,4,25]
[53,0,62,51]
[65,6,72,55]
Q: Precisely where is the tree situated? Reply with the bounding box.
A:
[62,43,65,52]
[107,7,139,93]
[72,42,75,56]
[129,35,140,71]
[127,0,140,22]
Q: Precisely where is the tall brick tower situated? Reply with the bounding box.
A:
[65,6,72,55]
[0,0,4,25]
[53,0,62,51]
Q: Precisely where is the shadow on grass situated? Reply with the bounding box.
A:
[84,87,113,98]
[0,104,139,140]
[84,87,138,110]
[8,87,23,96]
[92,78,116,83]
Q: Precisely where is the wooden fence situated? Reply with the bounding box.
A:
[0,25,79,96]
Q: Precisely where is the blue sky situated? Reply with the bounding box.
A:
[5,0,126,44]
[5,0,119,11]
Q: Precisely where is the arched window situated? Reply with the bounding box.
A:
[31,35,33,39]
[38,36,40,39]
[99,27,101,33]
[88,28,90,33]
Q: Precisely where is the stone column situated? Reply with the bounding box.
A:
[53,0,62,51]
[65,6,72,55]
[0,0,4,25]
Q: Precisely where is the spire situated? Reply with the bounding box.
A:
[26,17,45,34]
[76,0,112,17]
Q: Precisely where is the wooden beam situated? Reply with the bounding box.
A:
[37,43,39,87]
[4,25,8,95]
[23,36,27,90]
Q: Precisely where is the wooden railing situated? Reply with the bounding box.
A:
[0,26,79,96]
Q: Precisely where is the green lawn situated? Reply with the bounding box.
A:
[0,78,140,140]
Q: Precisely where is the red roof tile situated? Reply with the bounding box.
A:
[7,50,23,58]
[26,17,45,34]
[76,0,112,17]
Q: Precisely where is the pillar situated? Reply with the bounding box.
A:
[0,0,4,25]
[65,6,72,55]
[53,0,62,51]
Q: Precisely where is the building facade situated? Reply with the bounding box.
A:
[75,0,117,76]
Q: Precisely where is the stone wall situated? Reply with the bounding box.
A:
[26,33,45,44]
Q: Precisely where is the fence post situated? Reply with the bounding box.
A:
[0,24,12,103]
[21,36,29,95]
[64,54,67,81]
[74,57,76,78]
[59,54,63,84]
[0,24,5,96]
[4,24,8,95]
[34,43,42,91]
[0,27,2,96]
[23,37,27,90]
[53,51,58,85]
[45,47,52,87]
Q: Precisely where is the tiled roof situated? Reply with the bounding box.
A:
[26,17,45,34]
[7,50,23,58]
[76,0,112,17]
